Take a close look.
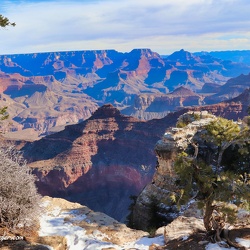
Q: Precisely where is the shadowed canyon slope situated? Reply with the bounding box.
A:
[21,98,250,222]
[22,104,182,221]
[1,49,250,139]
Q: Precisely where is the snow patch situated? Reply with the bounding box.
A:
[64,209,87,222]
[182,235,189,241]
[123,235,165,249]
[206,243,237,250]
[205,240,250,250]
[236,237,250,248]
[39,202,165,250]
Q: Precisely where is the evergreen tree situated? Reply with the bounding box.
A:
[0,14,15,27]
[173,116,250,246]
[205,117,242,171]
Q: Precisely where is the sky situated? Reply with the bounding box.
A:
[1,0,250,55]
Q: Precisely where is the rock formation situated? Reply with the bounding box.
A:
[132,111,216,230]
[0,196,163,250]
[20,101,249,224]
[22,104,181,222]
[1,49,250,138]
[190,88,250,120]
[38,196,151,249]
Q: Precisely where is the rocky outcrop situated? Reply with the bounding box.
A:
[162,216,205,243]
[132,111,216,230]
[2,196,163,250]
[39,196,150,249]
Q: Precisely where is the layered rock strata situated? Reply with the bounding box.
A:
[23,104,181,222]
[1,49,250,138]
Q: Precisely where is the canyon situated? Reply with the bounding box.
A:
[21,94,250,222]
[22,104,182,221]
[1,48,250,228]
[1,49,250,139]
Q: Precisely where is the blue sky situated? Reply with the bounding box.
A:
[1,0,250,55]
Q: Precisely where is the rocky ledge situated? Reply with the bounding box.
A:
[131,111,216,230]
[1,197,249,250]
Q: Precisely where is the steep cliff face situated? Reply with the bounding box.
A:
[132,111,216,230]
[23,104,181,222]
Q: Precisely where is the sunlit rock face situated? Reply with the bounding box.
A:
[132,111,216,230]
[38,196,150,249]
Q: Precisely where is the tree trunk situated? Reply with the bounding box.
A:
[203,199,214,232]
[191,142,199,159]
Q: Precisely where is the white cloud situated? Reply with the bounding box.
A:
[1,0,250,54]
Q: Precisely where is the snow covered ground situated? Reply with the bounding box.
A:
[206,238,250,250]
[39,197,250,250]
[39,199,165,250]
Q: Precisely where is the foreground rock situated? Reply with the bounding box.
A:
[0,197,249,249]
[156,216,250,250]
[38,196,165,250]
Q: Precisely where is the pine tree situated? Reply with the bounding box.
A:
[173,116,250,246]
[0,14,15,27]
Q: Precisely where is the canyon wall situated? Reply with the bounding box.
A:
[22,101,249,223]
[1,49,250,139]
[23,104,181,222]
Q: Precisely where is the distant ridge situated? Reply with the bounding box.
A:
[1,48,250,138]
[194,50,250,65]
[170,86,197,96]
